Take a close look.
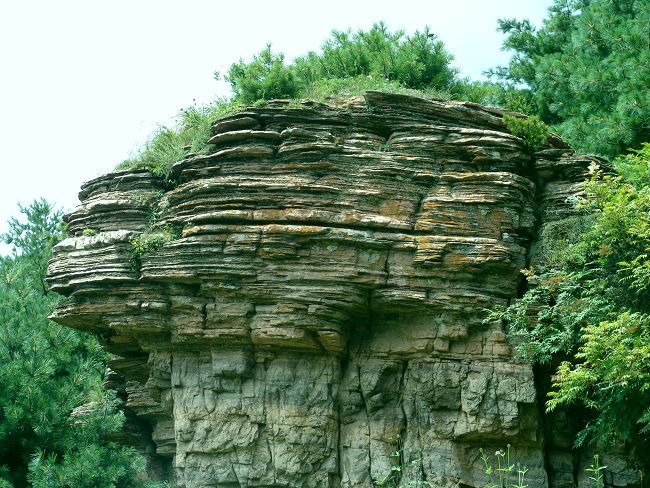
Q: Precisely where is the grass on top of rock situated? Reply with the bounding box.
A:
[116,22,538,178]
[115,100,247,177]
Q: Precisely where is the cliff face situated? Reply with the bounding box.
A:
[47,92,611,487]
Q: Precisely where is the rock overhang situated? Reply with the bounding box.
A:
[46,91,603,488]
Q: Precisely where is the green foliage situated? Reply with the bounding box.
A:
[119,23,465,177]
[547,312,650,447]
[222,44,300,103]
[0,201,161,487]
[492,145,650,459]
[294,22,458,92]
[298,75,433,101]
[130,225,181,272]
[223,22,459,107]
[117,100,245,177]
[119,22,550,177]
[503,114,549,151]
[479,448,610,488]
[27,394,161,488]
[2,200,66,290]
[373,436,425,488]
[454,81,537,115]
[479,445,527,488]
[585,455,607,488]
[493,0,650,157]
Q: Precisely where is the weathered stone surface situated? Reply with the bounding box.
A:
[47,92,635,487]
[66,170,165,235]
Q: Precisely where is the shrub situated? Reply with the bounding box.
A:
[503,114,549,152]
[130,225,181,272]
[491,145,650,463]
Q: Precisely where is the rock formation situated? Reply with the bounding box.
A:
[47,92,633,487]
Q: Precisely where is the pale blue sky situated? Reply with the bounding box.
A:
[0,0,552,252]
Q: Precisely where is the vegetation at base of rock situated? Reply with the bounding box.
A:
[585,455,607,487]
[491,144,650,465]
[503,114,549,152]
[0,200,163,488]
[479,445,528,488]
[492,0,650,158]
[479,448,608,488]
[372,436,425,488]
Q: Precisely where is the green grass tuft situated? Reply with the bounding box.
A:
[117,99,246,176]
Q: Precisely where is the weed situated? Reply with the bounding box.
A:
[81,228,97,237]
[129,225,182,273]
[512,465,528,488]
[378,142,392,152]
[373,436,426,488]
[586,455,607,488]
[479,445,524,488]
[480,447,615,488]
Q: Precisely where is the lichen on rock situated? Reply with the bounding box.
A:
[47,92,608,487]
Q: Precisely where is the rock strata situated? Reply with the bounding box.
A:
[47,92,629,487]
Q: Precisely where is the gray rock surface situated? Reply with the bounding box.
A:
[47,92,636,487]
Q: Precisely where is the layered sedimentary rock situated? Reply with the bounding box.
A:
[48,92,623,487]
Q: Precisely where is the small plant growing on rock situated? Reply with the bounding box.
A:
[374,436,425,488]
[378,142,392,152]
[480,445,525,488]
[586,455,607,488]
[512,464,528,488]
[503,114,549,152]
[81,227,97,236]
[130,225,182,272]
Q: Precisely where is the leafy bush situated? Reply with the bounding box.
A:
[27,394,161,488]
[118,23,464,177]
[221,22,459,106]
[491,145,650,462]
[293,22,458,92]
[222,44,300,103]
[130,225,181,272]
[119,21,563,178]
[119,23,523,177]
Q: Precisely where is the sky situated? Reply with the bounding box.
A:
[0,0,552,254]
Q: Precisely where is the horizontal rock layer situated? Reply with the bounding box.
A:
[48,92,618,487]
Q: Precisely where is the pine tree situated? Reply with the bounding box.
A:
[493,0,650,158]
[0,200,161,488]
